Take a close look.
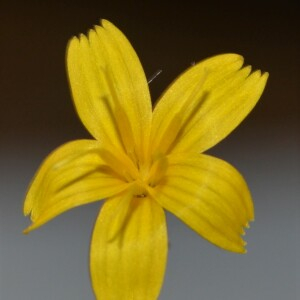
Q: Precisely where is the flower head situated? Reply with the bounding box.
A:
[24,20,268,299]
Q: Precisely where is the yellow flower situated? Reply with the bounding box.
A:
[24,20,268,299]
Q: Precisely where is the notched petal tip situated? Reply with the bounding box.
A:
[22,221,40,235]
[241,248,248,254]
[241,240,248,254]
[93,24,102,32]
[101,19,116,30]
[100,18,109,26]
[23,222,37,234]
[23,191,34,217]
[93,19,113,35]
[239,218,255,253]
[262,71,270,81]
[233,237,247,253]
[249,68,269,85]
[79,33,88,43]
[66,36,79,48]
[191,53,244,75]
[23,205,30,217]
[23,228,30,235]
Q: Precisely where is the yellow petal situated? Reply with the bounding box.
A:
[67,20,152,161]
[90,194,167,300]
[23,140,128,233]
[150,153,254,253]
[151,54,269,154]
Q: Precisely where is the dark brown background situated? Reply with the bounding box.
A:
[1,1,299,299]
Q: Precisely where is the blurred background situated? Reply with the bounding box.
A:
[1,1,299,299]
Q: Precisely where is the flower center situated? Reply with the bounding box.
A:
[99,148,168,197]
[132,153,168,197]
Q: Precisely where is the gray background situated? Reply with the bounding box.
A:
[1,1,299,299]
